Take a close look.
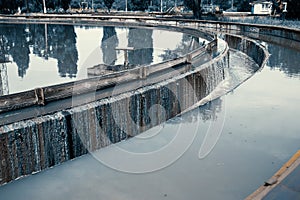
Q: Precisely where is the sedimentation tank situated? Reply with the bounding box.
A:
[0,15,299,200]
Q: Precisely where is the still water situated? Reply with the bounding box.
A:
[0,23,203,95]
[0,38,299,200]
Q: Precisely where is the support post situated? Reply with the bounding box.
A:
[124,50,128,66]
[139,66,148,79]
[186,54,192,63]
[43,0,47,13]
[35,88,45,105]
[115,47,135,68]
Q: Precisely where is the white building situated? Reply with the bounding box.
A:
[250,1,288,15]
[250,1,273,15]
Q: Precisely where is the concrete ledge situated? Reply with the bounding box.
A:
[246,150,300,200]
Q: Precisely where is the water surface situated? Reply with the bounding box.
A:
[0,23,203,95]
[0,29,300,200]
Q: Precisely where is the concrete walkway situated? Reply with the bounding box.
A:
[247,150,300,200]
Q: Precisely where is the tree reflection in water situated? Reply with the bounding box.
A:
[0,24,30,77]
[101,26,119,66]
[268,43,300,78]
[0,23,78,78]
[160,34,200,61]
[128,28,153,66]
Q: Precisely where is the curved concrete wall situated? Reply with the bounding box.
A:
[194,20,300,50]
[224,34,268,67]
[0,48,229,185]
[0,18,270,185]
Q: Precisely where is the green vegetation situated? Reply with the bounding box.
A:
[0,0,184,13]
[0,0,72,13]
[0,0,299,19]
[103,0,114,11]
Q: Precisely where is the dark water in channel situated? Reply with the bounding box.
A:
[0,23,203,95]
[0,26,300,199]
